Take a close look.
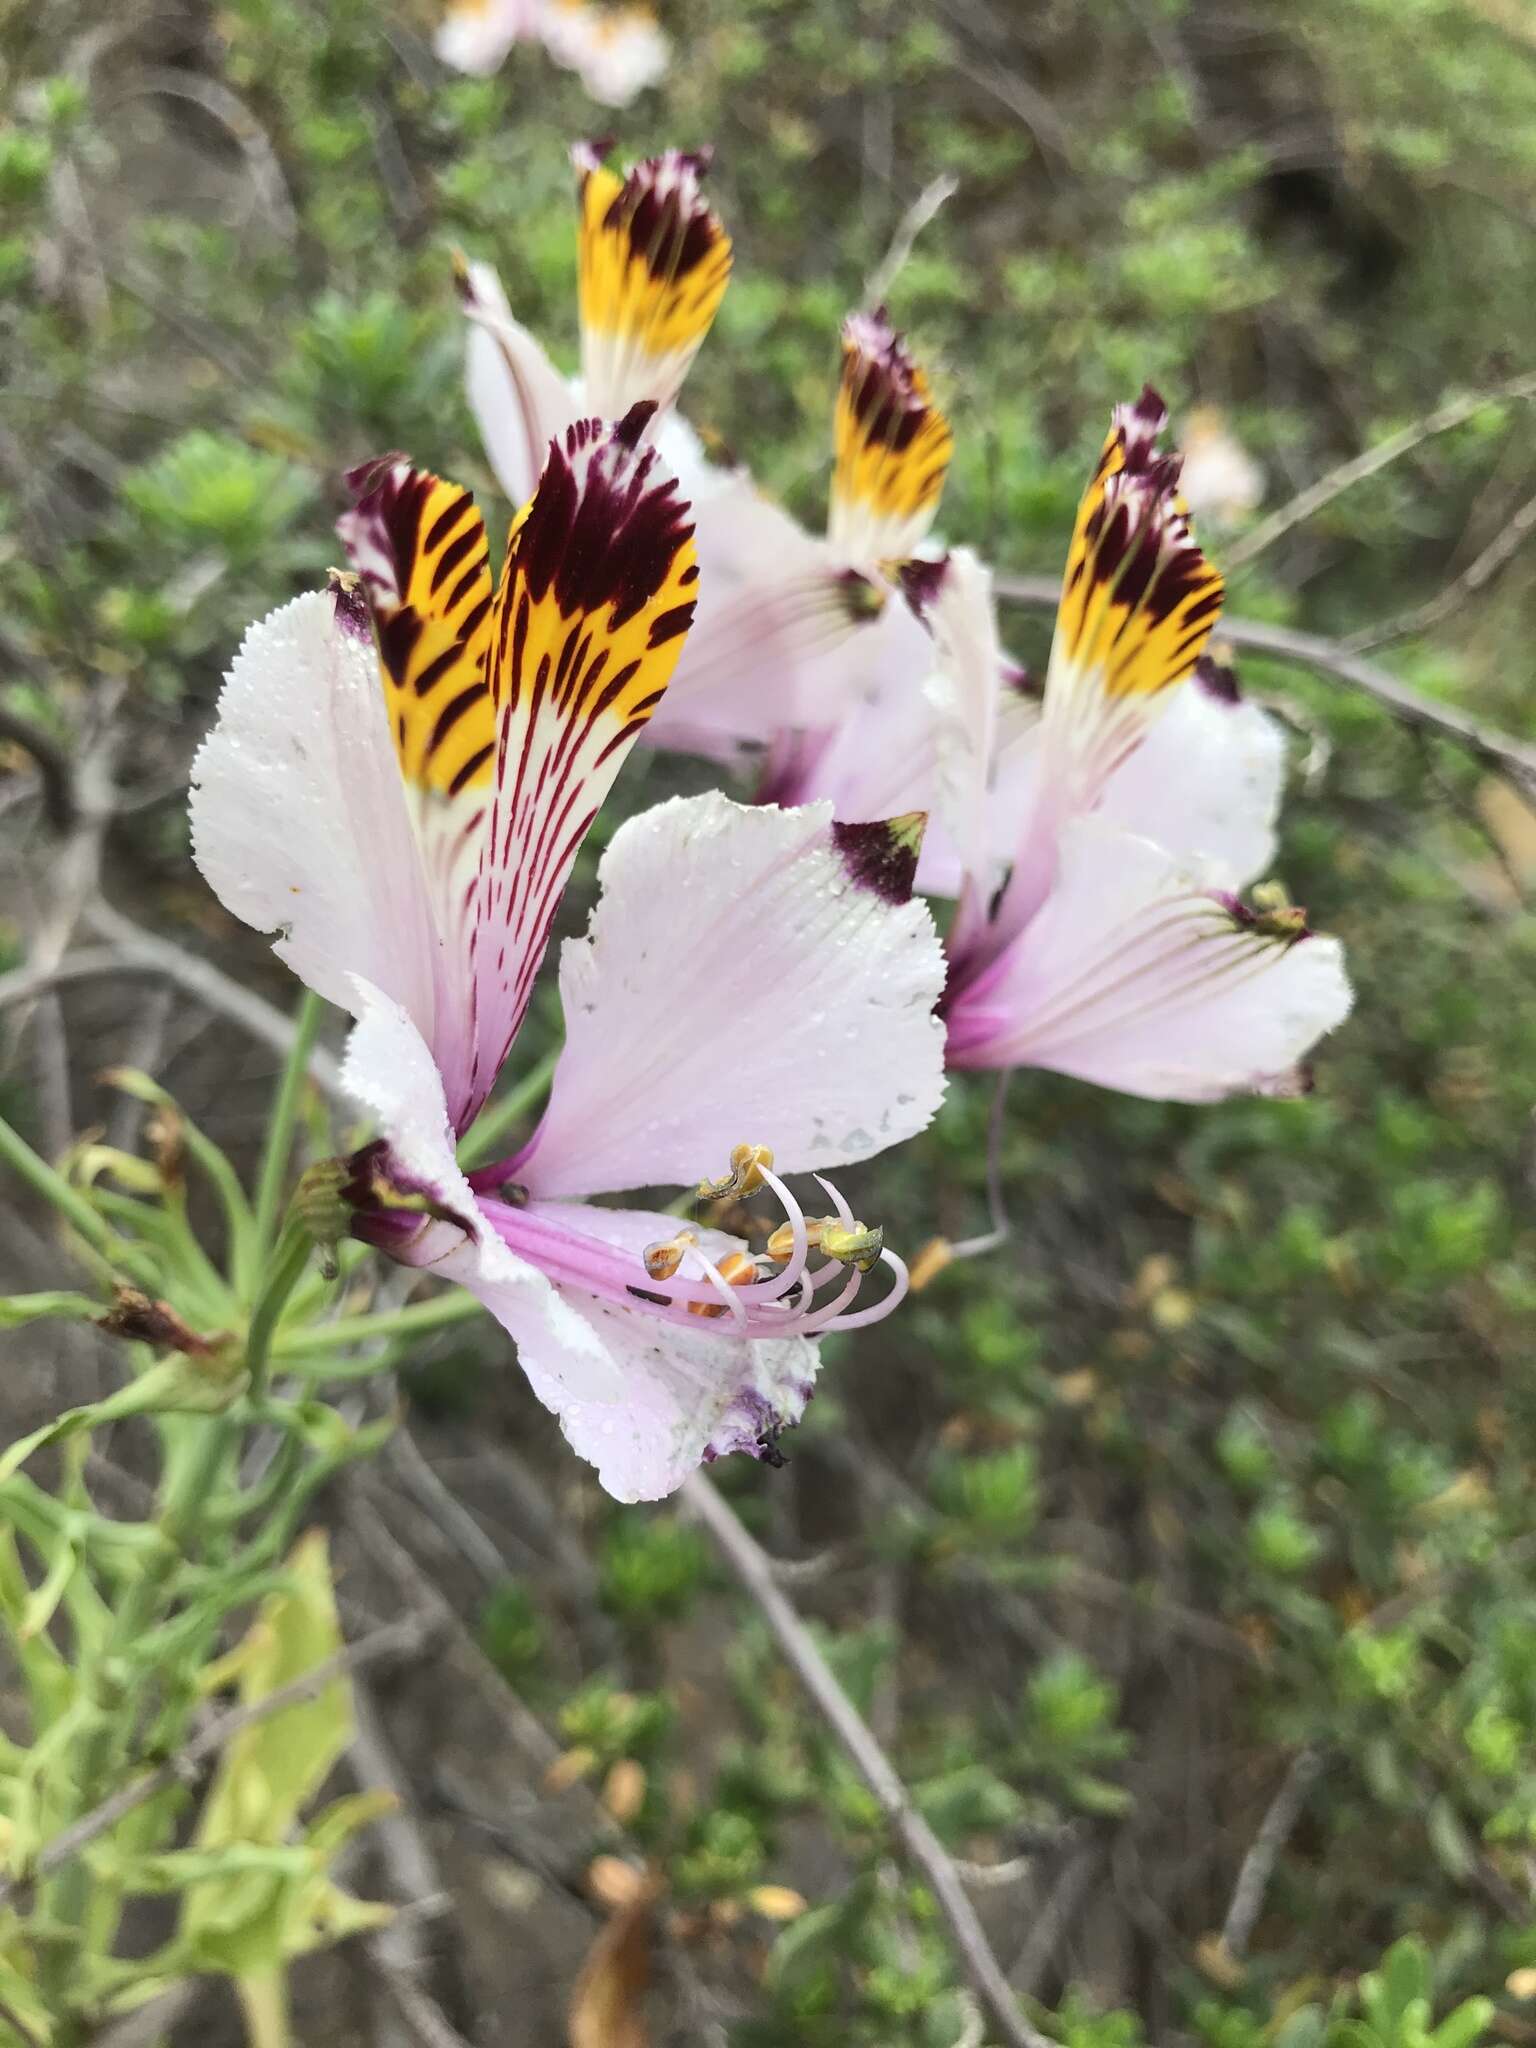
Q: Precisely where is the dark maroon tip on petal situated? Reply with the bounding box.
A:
[573,135,615,175]
[1005,659,1041,700]
[615,399,658,449]
[898,554,950,620]
[1194,653,1242,704]
[833,813,927,904]
[328,569,373,642]
[343,452,408,502]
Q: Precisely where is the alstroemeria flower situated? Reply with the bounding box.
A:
[190,411,947,1501]
[643,306,956,767]
[436,0,669,105]
[940,389,1352,1101]
[459,143,731,516]
[543,0,669,105]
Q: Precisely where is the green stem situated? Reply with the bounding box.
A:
[243,1213,314,1402]
[249,992,325,1288]
[38,1402,236,2028]
[238,1967,291,2048]
[457,1042,560,1169]
[0,1115,155,1288]
[271,1285,483,1362]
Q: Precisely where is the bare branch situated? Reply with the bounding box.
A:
[106,70,298,241]
[0,703,75,831]
[82,902,346,1099]
[1345,485,1536,652]
[992,573,1536,799]
[1221,370,1536,574]
[864,175,960,309]
[681,1471,1057,2048]
[1219,1748,1325,1961]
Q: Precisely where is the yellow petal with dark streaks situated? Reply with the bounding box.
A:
[337,459,497,799]
[575,144,732,415]
[462,401,699,1114]
[829,307,952,566]
[1057,387,1225,702]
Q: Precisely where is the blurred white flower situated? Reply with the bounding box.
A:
[544,1,669,105]
[1178,403,1264,528]
[435,0,669,106]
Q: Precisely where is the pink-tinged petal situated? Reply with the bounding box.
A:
[1099,657,1284,890]
[503,1202,814,1501]
[435,0,545,74]
[513,791,947,1199]
[342,990,815,1503]
[907,549,1004,894]
[189,585,442,1051]
[457,256,579,513]
[545,2,670,106]
[773,595,938,811]
[649,560,886,762]
[945,816,1352,1101]
[340,980,634,1399]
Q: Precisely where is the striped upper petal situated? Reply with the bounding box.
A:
[576,144,732,423]
[975,389,1227,959]
[337,406,697,1132]
[828,307,953,570]
[466,405,697,1123]
[1042,386,1224,795]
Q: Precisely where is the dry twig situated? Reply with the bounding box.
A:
[1222,370,1536,574]
[992,573,1536,799]
[864,175,960,308]
[681,1471,1057,2048]
[1345,484,1536,651]
[1219,1748,1324,1961]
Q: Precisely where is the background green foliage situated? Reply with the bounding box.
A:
[3,0,1536,2040]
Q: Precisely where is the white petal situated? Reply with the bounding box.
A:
[344,990,809,1502]
[516,791,948,1197]
[1099,669,1285,890]
[340,979,628,1406]
[189,588,440,1044]
[435,0,545,74]
[946,815,1352,1101]
[915,550,1003,893]
[515,1203,815,1502]
[544,2,669,105]
[459,259,578,512]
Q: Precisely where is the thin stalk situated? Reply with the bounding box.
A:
[237,1968,291,2048]
[0,1114,155,1288]
[243,1213,314,1402]
[456,1043,559,1169]
[249,991,325,1287]
[271,1286,482,1361]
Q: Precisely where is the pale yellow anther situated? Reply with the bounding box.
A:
[643,1226,699,1282]
[687,1249,758,1317]
[820,1221,885,1273]
[765,1216,833,1263]
[697,1142,775,1203]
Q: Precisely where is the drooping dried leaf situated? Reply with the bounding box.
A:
[569,1883,658,2048]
